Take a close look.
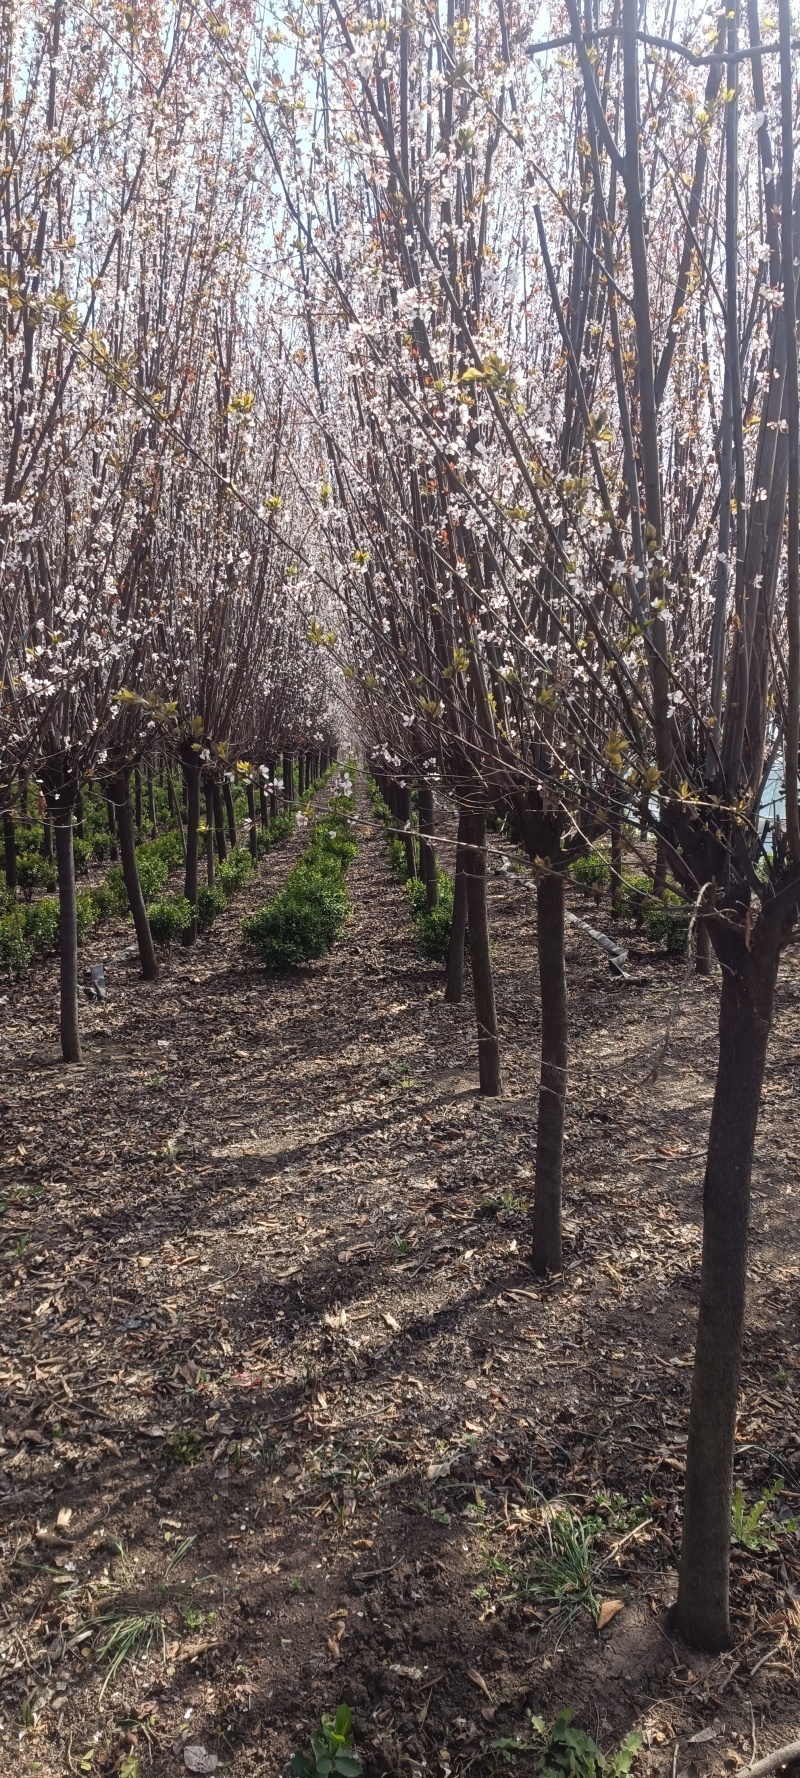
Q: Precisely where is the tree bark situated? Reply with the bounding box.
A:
[532,871,568,1275]
[74,788,85,841]
[134,768,143,837]
[462,808,501,1095]
[223,779,237,849]
[246,782,258,860]
[653,833,668,899]
[675,919,781,1650]
[445,809,469,1003]
[181,754,200,945]
[111,770,158,982]
[283,753,295,806]
[43,816,53,861]
[212,782,227,862]
[418,782,438,910]
[205,783,217,884]
[52,795,81,1064]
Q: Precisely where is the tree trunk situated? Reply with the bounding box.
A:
[3,794,16,894]
[205,783,216,884]
[181,755,200,945]
[112,770,158,982]
[134,768,143,837]
[695,917,712,977]
[246,782,258,860]
[298,755,306,797]
[74,788,85,841]
[223,779,237,850]
[532,871,568,1275]
[283,753,295,806]
[43,816,53,861]
[212,782,227,863]
[418,782,438,910]
[445,810,469,1003]
[53,797,81,1064]
[147,767,157,838]
[675,920,781,1650]
[259,774,269,828]
[105,794,118,861]
[462,808,501,1095]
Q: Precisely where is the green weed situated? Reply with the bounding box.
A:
[290,1704,361,1777]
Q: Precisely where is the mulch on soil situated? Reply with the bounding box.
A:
[0,773,798,1778]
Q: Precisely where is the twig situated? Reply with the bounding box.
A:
[746,1741,800,1778]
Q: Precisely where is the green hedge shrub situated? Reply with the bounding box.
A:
[17,853,56,900]
[147,896,194,943]
[243,790,356,969]
[0,913,32,969]
[405,873,454,962]
[570,852,610,890]
[642,893,690,954]
[72,837,92,875]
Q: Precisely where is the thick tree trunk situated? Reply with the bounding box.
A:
[675,922,781,1650]
[3,795,16,893]
[43,816,53,861]
[134,768,143,836]
[223,779,237,850]
[695,917,712,976]
[212,782,227,863]
[112,770,158,982]
[259,774,269,828]
[532,871,568,1275]
[181,756,200,945]
[445,810,469,1003]
[74,788,85,841]
[418,782,438,910]
[283,753,295,806]
[205,783,216,884]
[462,808,501,1095]
[53,798,81,1064]
[246,782,258,860]
[298,755,306,797]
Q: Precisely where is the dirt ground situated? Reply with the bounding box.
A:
[0,771,798,1778]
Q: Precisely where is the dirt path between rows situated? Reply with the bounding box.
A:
[1,771,798,1778]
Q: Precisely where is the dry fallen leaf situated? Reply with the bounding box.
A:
[389,1663,424,1680]
[56,1507,73,1530]
[383,1311,400,1332]
[183,1746,219,1774]
[597,1599,626,1630]
[466,1667,493,1701]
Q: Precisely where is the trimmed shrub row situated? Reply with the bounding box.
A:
[243,773,356,969]
[569,851,690,954]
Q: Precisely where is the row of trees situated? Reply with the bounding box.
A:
[235,0,800,1654]
[3,0,798,1664]
[0,0,338,1057]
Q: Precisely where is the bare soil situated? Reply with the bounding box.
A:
[0,773,798,1778]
